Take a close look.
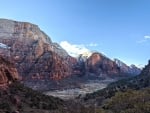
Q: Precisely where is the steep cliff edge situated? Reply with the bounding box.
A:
[86,52,119,76]
[0,19,75,82]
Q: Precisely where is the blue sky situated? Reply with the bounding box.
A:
[0,0,150,67]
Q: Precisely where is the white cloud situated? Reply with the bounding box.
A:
[137,35,150,44]
[87,43,98,47]
[144,35,150,39]
[60,41,92,57]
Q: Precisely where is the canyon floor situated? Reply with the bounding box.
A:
[44,78,116,99]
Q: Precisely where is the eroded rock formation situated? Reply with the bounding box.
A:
[86,52,119,76]
[0,56,18,86]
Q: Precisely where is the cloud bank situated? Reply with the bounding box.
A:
[144,35,150,39]
[60,41,93,57]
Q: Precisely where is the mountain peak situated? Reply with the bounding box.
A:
[0,18,52,45]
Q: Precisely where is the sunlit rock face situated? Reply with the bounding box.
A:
[85,53,141,77]
[86,52,119,76]
[0,19,75,81]
[0,56,19,86]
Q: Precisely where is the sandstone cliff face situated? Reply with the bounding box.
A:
[0,19,73,81]
[86,52,119,76]
[83,52,141,77]
[0,56,18,86]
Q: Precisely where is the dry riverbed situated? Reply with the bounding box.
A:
[44,79,116,99]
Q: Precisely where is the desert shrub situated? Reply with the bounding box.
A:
[104,88,150,113]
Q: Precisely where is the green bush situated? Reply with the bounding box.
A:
[104,88,150,113]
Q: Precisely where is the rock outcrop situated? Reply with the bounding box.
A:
[114,59,141,75]
[75,52,141,77]
[0,19,74,81]
[86,52,119,76]
[140,60,150,76]
[0,55,18,86]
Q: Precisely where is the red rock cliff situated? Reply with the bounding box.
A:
[86,52,119,76]
[0,19,74,81]
[0,56,19,86]
[85,52,141,77]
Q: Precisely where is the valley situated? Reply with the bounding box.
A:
[44,78,116,99]
[0,18,149,113]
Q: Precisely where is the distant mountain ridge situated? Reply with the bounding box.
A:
[114,58,141,75]
[0,19,141,90]
[75,52,141,77]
